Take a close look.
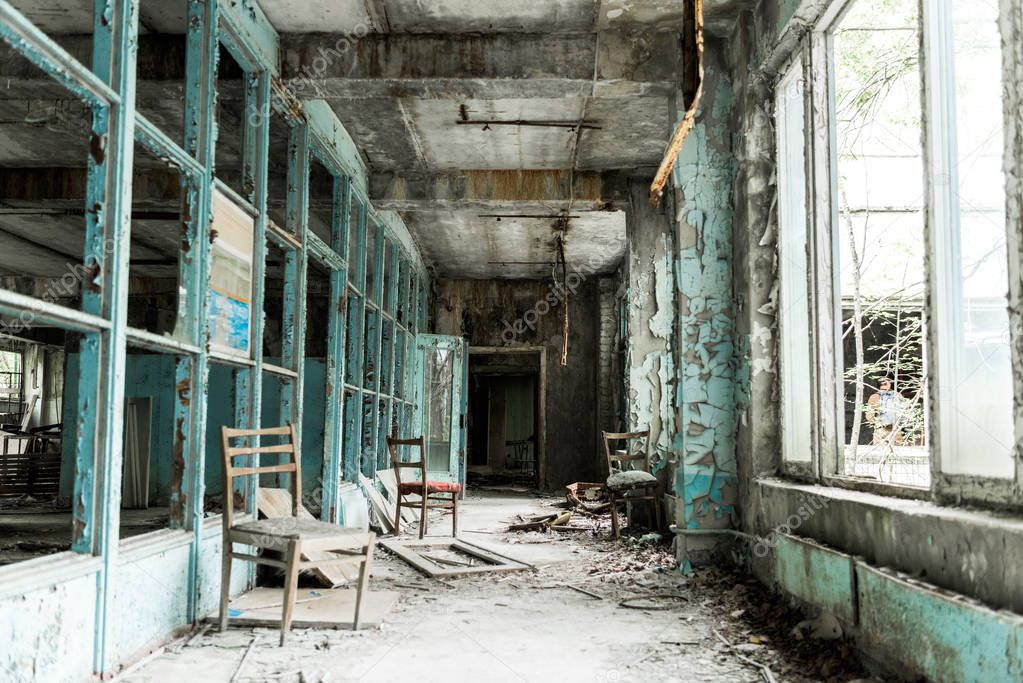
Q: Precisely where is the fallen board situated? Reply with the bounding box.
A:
[359,474,395,534]
[376,468,418,525]
[379,537,532,578]
[256,488,360,586]
[207,587,399,629]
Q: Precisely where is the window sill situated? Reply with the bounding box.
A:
[118,527,192,562]
[0,550,102,601]
[820,474,930,501]
[755,475,1023,613]
[934,472,1021,511]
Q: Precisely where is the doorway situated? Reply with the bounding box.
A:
[467,347,546,488]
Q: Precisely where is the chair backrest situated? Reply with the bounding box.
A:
[386,434,427,486]
[602,430,650,476]
[220,424,300,529]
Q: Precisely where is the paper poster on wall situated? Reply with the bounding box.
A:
[208,190,254,356]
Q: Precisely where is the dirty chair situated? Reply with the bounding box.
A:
[220,424,376,645]
[602,430,661,540]
[386,434,461,538]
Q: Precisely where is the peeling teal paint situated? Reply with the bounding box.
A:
[0,0,428,678]
[772,535,1023,683]
[672,57,740,532]
[857,564,1023,682]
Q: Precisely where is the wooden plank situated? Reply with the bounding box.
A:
[378,537,531,578]
[376,468,416,524]
[256,488,359,586]
[207,587,398,629]
[359,474,395,534]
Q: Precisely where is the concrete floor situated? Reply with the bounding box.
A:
[119,493,875,683]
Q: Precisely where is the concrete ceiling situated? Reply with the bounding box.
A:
[411,210,627,279]
[271,0,698,278]
[0,0,755,281]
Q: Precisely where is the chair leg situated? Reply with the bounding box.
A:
[393,496,403,537]
[353,533,375,631]
[219,541,232,632]
[451,493,458,537]
[280,540,301,647]
[609,492,620,540]
[653,490,662,532]
[419,493,428,539]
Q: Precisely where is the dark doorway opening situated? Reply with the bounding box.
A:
[467,349,545,489]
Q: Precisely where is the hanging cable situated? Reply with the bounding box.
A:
[557,233,569,367]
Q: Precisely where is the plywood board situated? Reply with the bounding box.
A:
[256,488,360,586]
[376,468,418,525]
[208,587,399,629]
[359,474,395,534]
[379,538,532,578]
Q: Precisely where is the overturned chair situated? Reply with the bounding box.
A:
[386,434,461,538]
[602,430,662,540]
[219,425,376,645]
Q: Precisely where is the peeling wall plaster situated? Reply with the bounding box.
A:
[625,40,741,535]
[671,43,740,531]
[626,184,676,469]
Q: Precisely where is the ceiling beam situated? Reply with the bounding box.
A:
[278,30,678,100]
[369,169,632,212]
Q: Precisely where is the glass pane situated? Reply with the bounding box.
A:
[775,56,813,463]
[943,0,1013,478]
[424,348,453,473]
[834,0,929,487]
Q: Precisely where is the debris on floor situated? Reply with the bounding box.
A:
[379,537,532,578]
[123,493,878,683]
[565,481,612,514]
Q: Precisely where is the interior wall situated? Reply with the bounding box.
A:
[434,278,603,488]
[622,38,742,538]
[718,1,1023,679]
[596,275,625,435]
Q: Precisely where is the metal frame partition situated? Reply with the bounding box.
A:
[0,0,428,676]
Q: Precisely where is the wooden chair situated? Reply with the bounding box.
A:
[602,430,661,539]
[386,435,461,538]
[220,424,376,645]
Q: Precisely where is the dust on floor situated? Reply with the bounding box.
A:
[118,492,877,683]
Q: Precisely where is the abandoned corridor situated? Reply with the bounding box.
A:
[0,0,1022,682]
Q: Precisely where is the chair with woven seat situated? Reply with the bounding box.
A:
[602,430,661,539]
[219,424,376,645]
[386,434,461,538]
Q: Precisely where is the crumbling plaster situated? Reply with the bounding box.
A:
[625,38,741,535]
[670,41,741,532]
